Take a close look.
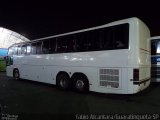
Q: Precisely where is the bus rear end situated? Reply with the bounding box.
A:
[129,18,151,94]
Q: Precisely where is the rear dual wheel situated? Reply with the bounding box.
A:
[56,73,71,90]
[73,75,89,92]
[57,73,89,92]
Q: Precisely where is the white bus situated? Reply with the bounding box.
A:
[151,36,160,82]
[6,17,151,94]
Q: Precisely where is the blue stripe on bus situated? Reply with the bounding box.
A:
[151,56,160,64]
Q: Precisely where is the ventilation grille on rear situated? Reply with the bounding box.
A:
[99,69,119,88]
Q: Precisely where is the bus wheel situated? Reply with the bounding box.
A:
[13,69,20,80]
[73,75,89,92]
[56,73,71,90]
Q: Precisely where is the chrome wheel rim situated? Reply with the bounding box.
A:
[60,78,67,88]
[76,80,84,90]
[15,71,19,80]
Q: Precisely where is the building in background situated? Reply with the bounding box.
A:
[0,27,30,71]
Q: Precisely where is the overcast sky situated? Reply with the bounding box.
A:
[0,1,159,40]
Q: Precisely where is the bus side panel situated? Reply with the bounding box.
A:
[94,67,129,94]
[19,64,56,84]
[6,66,13,77]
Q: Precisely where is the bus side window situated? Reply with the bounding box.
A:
[49,39,56,53]
[65,35,76,52]
[68,38,76,52]
[57,37,67,53]
[18,46,22,55]
[13,46,18,55]
[42,40,50,54]
[76,32,88,52]
[36,42,42,54]
[99,29,112,50]
[21,45,27,55]
[8,47,13,56]
[87,30,100,51]
[6,56,13,66]
[26,44,31,55]
[31,43,37,54]
[114,24,129,49]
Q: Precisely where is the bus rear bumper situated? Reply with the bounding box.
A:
[133,78,150,85]
[132,78,150,94]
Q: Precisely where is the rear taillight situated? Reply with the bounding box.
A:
[133,69,139,81]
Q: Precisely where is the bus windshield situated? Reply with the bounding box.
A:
[151,39,160,55]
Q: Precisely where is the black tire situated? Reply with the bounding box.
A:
[13,69,20,80]
[73,75,89,92]
[56,73,71,90]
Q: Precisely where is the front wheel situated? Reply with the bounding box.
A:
[13,69,20,80]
